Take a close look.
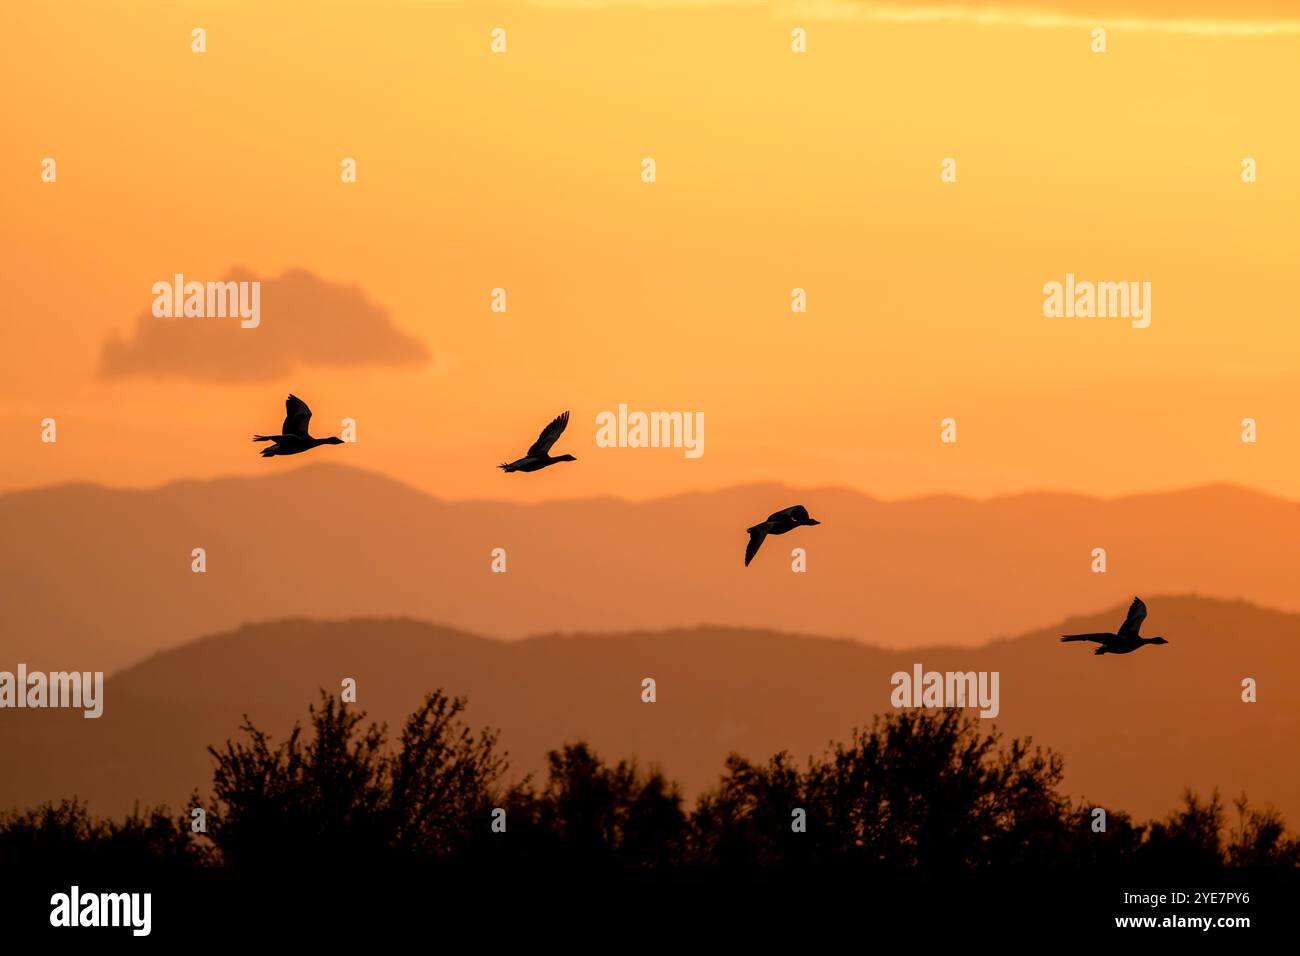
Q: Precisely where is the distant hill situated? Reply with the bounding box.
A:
[3,464,1299,673]
[1,596,1294,825]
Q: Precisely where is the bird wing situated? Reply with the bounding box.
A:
[745,528,768,566]
[282,394,313,437]
[1061,633,1113,644]
[1117,597,1147,637]
[768,505,809,523]
[527,411,570,457]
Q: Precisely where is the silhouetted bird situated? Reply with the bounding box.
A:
[1061,597,1169,655]
[745,505,820,566]
[252,394,345,458]
[498,411,577,473]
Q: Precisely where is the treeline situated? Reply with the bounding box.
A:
[1,691,1296,870]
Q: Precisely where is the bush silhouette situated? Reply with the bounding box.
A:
[0,798,204,871]
[1227,796,1300,867]
[1,692,1295,870]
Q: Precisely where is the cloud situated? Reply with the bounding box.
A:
[521,0,1300,35]
[778,1,1300,35]
[99,268,430,383]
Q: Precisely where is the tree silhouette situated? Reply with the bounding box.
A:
[505,742,687,867]
[693,709,1074,867]
[205,690,508,868]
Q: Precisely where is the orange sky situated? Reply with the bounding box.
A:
[2,0,1297,504]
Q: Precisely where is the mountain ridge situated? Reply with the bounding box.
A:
[1,595,1293,825]
[5,464,1299,674]
[5,461,1294,508]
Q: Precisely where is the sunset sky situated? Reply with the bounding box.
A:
[2,0,1297,504]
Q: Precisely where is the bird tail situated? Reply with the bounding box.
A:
[1060,635,1089,642]
[252,435,273,442]
[259,445,280,458]
[498,463,512,472]
[1093,647,1108,655]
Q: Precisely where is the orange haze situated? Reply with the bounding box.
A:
[2,0,1298,504]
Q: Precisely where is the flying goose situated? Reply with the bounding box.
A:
[1061,597,1169,655]
[745,505,821,566]
[498,411,577,473]
[252,394,345,457]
